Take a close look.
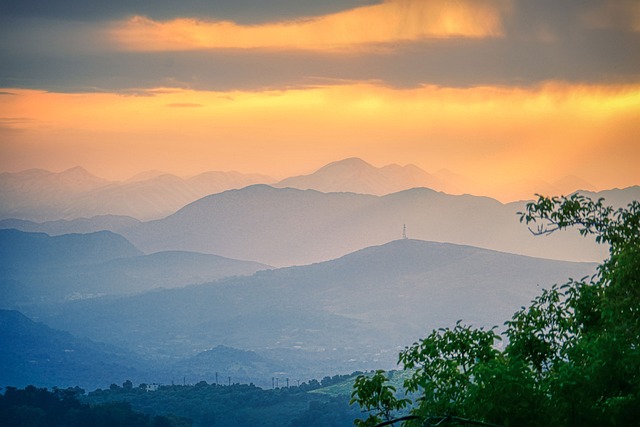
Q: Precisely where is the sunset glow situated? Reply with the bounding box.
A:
[109,0,508,52]
[1,0,639,202]
[2,82,638,200]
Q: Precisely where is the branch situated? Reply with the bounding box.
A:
[373,415,421,426]
[372,415,505,427]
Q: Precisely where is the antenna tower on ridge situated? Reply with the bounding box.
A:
[402,224,408,239]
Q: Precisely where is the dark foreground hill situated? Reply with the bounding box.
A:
[26,239,596,381]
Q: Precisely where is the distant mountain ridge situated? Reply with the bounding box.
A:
[273,158,599,201]
[0,158,603,222]
[0,167,274,221]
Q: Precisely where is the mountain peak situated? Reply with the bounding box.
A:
[274,158,443,196]
[61,165,91,175]
[317,157,374,172]
[51,167,110,195]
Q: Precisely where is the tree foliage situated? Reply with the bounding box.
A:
[0,385,188,427]
[349,370,410,426]
[352,194,640,426]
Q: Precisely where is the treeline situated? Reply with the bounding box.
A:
[1,373,365,427]
[86,374,363,427]
[0,385,190,427]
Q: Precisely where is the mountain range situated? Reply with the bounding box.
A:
[23,239,597,382]
[0,158,600,222]
[2,184,635,268]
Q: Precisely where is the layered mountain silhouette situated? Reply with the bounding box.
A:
[0,158,601,222]
[27,239,596,380]
[3,182,636,267]
[1,159,633,391]
[0,229,271,306]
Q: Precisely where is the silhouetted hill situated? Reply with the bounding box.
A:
[0,309,143,389]
[29,239,597,379]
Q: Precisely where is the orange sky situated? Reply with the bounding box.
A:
[109,0,508,51]
[1,0,639,201]
[2,82,639,200]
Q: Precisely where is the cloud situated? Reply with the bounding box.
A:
[0,116,36,126]
[0,0,376,24]
[4,32,639,93]
[109,0,510,52]
[581,0,640,32]
[2,1,638,93]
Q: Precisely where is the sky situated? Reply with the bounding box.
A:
[1,0,639,201]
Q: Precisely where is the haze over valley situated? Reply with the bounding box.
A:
[1,157,629,392]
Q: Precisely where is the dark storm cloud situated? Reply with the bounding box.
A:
[0,0,376,23]
[0,0,638,92]
[2,31,638,93]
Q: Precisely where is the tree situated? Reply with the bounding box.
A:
[352,194,640,427]
[349,370,410,426]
